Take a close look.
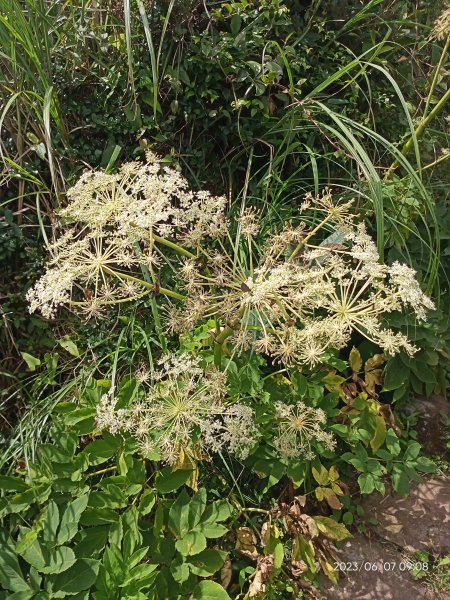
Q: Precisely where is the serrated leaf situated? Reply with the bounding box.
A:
[314,517,352,541]
[52,559,99,593]
[40,546,76,575]
[0,548,31,592]
[57,495,89,545]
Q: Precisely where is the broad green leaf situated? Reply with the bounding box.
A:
[74,526,109,558]
[0,548,31,592]
[81,439,120,466]
[383,356,408,391]
[43,501,59,543]
[188,549,227,577]
[40,547,76,575]
[168,490,191,538]
[358,473,376,495]
[138,489,156,516]
[0,476,29,492]
[188,488,207,529]
[391,468,410,497]
[403,442,421,461]
[170,557,190,584]
[313,516,352,541]
[190,580,231,599]
[199,523,228,539]
[410,360,437,384]
[57,495,89,544]
[52,559,100,593]
[20,538,47,571]
[385,429,401,456]
[155,468,192,494]
[57,336,80,357]
[175,531,207,557]
[202,500,232,524]
[5,591,35,600]
[21,352,41,371]
[230,14,241,36]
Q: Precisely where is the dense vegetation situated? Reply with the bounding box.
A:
[0,1,449,598]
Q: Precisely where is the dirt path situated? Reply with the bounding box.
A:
[320,395,450,599]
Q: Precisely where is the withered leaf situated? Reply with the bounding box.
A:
[235,526,259,560]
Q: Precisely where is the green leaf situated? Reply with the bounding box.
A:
[0,476,29,492]
[358,473,376,494]
[5,591,35,600]
[52,559,100,593]
[410,360,437,384]
[188,549,227,576]
[0,548,31,592]
[175,531,207,556]
[20,538,47,571]
[57,336,80,357]
[313,517,352,542]
[230,14,241,36]
[191,580,231,599]
[383,356,409,391]
[43,501,59,543]
[57,495,89,544]
[199,523,228,539]
[391,468,410,497]
[138,489,156,516]
[403,442,421,461]
[385,429,401,456]
[155,468,192,494]
[168,489,191,538]
[170,557,190,584]
[202,500,232,524]
[40,547,76,575]
[81,439,120,466]
[21,352,41,371]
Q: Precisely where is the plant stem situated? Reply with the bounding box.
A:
[385,86,450,179]
[87,466,116,478]
[424,36,449,119]
[103,266,185,301]
[152,233,196,258]
[288,213,333,262]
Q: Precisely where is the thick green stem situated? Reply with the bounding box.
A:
[103,266,185,301]
[424,36,449,119]
[385,86,450,180]
[288,213,333,262]
[152,233,196,259]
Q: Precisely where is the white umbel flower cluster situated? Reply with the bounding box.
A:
[26,152,226,318]
[95,353,259,464]
[174,210,435,365]
[273,401,336,460]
